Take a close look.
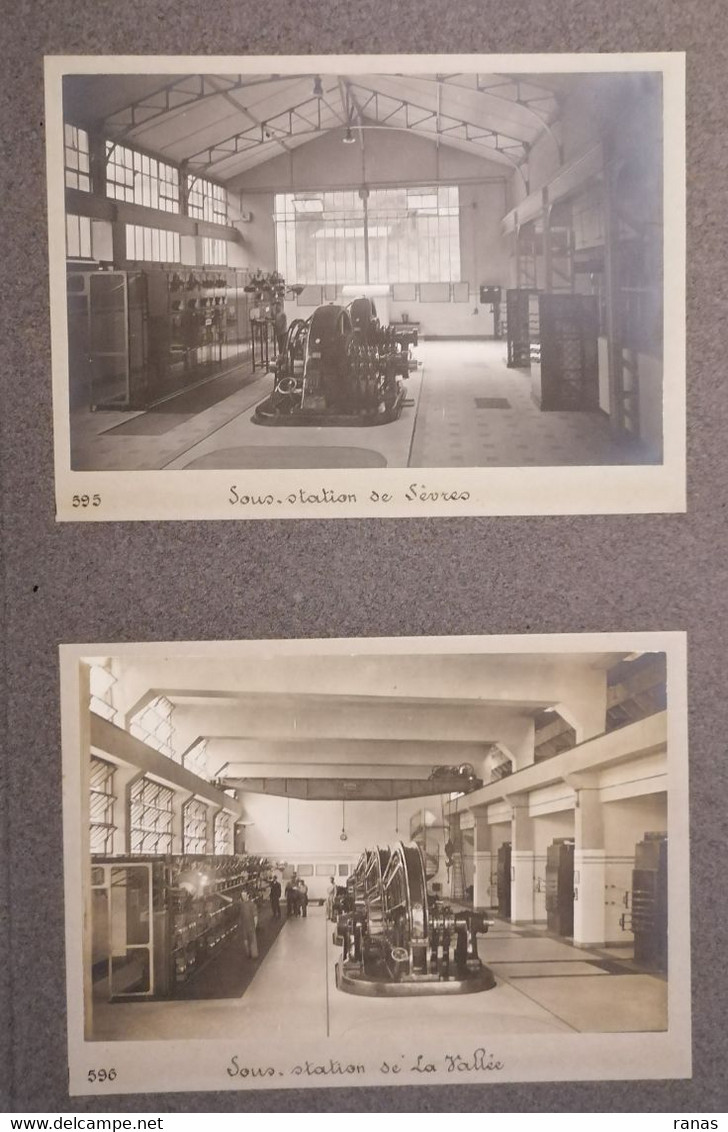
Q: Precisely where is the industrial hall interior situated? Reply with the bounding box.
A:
[61,67,664,472]
[80,646,670,1043]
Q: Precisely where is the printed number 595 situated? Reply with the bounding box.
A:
[88,1068,117,1083]
[72,494,101,508]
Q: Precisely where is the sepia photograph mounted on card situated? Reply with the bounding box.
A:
[46,53,686,520]
[60,633,690,1095]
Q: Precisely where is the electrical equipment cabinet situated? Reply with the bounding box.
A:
[506,288,538,367]
[90,853,271,1001]
[67,268,253,411]
[631,832,668,972]
[545,838,575,937]
[496,841,512,919]
[536,293,599,410]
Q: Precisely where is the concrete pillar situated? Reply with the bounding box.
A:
[170,788,186,854]
[508,793,535,924]
[472,812,492,909]
[207,804,221,855]
[542,188,552,293]
[569,774,606,946]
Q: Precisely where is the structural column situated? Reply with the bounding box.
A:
[508,792,535,924]
[472,810,492,909]
[569,773,606,947]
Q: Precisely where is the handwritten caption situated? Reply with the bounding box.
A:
[229,483,471,508]
[226,1047,504,1080]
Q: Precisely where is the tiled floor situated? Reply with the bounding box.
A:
[70,340,656,471]
[409,341,652,467]
[91,908,667,1042]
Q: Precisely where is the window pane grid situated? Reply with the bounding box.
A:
[274,186,460,285]
[90,758,116,855]
[185,738,210,780]
[105,141,180,214]
[201,237,228,265]
[183,798,209,854]
[65,125,90,192]
[66,213,92,259]
[187,175,228,223]
[213,811,233,855]
[129,695,177,759]
[130,778,174,855]
[125,224,181,264]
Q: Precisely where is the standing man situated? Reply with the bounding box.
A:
[238,891,259,959]
[297,878,309,918]
[285,874,298,918]
[269,875,282,920]
[326,876,337,921]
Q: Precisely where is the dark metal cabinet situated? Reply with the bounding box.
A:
[496,842,512,919]
[537,293,599,411]
[545,838,575,936]
[632,832,668,972]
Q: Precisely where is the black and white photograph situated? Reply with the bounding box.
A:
[46,53,686,520]
[61,634,690,1096]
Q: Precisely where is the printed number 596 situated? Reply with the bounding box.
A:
[88,1068,117,1083]
[72,494,101,508]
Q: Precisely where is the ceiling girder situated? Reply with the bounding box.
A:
[103,74,303,141]
[225,774,482,801]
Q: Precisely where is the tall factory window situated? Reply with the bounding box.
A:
[182,798,209,855]
[65,125,90,192]
[66,213,92,259]
[105,142,180,212]
[89,660,118,723]
[125,225,181,264]
[89,757,116,855]
[129,695,177,760]
[187,176,228,224]
[213,811,233,855]
[201,237,228,266]
[129,777,174,855]
[274,191,366,285]
[274,185,460,285]
[368,186,460,284]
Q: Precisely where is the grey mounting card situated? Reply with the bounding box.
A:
[60,633,690,1097]
[46,53,686,521]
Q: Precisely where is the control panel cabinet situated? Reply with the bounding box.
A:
[67,267,253,411]
[90,854,271,1001]
[496,841,512,919]
[632,832,668,972]
[545,838,575,937]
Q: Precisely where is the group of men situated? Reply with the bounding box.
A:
[267,874,309,919]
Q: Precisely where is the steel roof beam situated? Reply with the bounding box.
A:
[103,74,303,141]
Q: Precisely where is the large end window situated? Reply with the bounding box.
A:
[274,185,460,286]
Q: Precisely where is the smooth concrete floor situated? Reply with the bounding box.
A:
[91,907,667,1042]
[70,340,652,472]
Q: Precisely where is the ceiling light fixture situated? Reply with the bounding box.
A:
[343,126,356,144]
[313,75,323,96]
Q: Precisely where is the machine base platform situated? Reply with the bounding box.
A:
[335,961,497,997]
[252,388,405,428]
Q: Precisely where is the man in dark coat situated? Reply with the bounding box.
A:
[269,876,282,920]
